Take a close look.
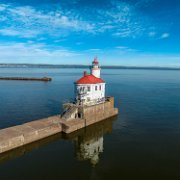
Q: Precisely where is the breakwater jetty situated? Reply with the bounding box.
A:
[0,97,118,154]
[0,77,52,81]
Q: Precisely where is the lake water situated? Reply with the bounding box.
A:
[0,68,180,179]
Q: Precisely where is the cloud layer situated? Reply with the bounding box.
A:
[0,1,156,39]
[0,0,176,66]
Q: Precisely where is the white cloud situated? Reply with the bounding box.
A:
[148,31,156,37]
[0,42,179,66]
[160,33,170,39]
[0,3,94,38]
[0,43,81,63]
[0,29,19,36]
[0,29,39,38]
[115,46,137,53]
[97,1,150,38]
[0,2,156,39]
[116,46,128,49]
[0,4,7,11]
[87,49,101,51]
[113,31,132,38]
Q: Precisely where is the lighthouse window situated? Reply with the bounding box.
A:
[99,85,101,90]
[87,86,91,92]
[95,86,98,91]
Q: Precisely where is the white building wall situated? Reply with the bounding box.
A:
[75,83,105,105]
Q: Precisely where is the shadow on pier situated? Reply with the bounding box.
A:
[0,116,117,165]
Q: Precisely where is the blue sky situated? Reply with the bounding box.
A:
[0,0,180,67]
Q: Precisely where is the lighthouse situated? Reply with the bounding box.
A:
[75,58,105,106]
[91,57,101,78]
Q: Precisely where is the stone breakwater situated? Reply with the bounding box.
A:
[0,77,52,81]
[0,97,118,154]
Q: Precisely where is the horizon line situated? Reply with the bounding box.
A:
[0,63,180,70]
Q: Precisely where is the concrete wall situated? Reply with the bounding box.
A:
[61,97,118,133]
[83,97,118,126]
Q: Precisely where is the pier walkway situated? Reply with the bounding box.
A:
[0,116,62,154]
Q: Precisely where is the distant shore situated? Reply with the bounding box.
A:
[0,63,180,71]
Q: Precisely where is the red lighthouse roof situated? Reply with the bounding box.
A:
[75,74,105,84]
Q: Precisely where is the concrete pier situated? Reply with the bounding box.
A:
[0,116,62,154]
[0,97,118,154]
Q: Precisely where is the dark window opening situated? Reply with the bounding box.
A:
[88,86,91,91]
[78,113,81,118]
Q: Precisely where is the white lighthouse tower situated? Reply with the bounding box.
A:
[75,57,105,106]
[91,57,101,78]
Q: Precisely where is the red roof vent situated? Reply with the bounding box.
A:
[84,71,87,76]
[75,74,105,84]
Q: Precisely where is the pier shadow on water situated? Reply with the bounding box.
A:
[0,116,117,166]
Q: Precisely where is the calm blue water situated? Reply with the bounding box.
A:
[0,68,180,179]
